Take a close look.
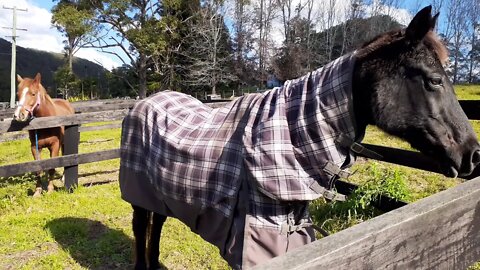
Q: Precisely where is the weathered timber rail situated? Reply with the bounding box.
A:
[254,176,480,270]
[2,98,480,267]
[0,100,240,189]
[251,99,480,269]
[1,99,480,185]
[0,98,137,119]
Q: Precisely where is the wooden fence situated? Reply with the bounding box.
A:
[1,98,480,267]
[0,99,134,189]
[0,99,229,189]
[254,175,480,269]
[1,99,480,186]
[252,100,480,269]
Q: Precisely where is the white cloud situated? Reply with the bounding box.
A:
[364,3,412,26]
[0,0,122,70]
[76,48,123,71]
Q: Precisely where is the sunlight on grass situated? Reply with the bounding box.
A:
[0,85,479,268]
[0,183,228,270]
[455,84,480,100]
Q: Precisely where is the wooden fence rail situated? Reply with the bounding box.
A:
[1,98,480,267]
[1,99,480,189]
[0,100,232,190]
[0,109,129,133]
[0,98,136,119]
[0,123,122,142]
[253,176,480,270]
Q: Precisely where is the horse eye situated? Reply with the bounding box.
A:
[426,75,443,91]
[429,77,443,86]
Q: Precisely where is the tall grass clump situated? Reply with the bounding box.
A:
[310,163,411,236]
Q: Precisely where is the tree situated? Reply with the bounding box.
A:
[51,0,97,71]
[444,0,470,83]
[466,0,479,83]
[54,65,80,99]
[272,16,314,81]
[90,0,164,98]
[232,0,257,87]
[106,65,138,98]
[254,0,278,87]
[152,0,200,92]
[185,1,237,96]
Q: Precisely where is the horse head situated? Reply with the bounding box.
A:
[14,73,45,122]
[353,6,480,178]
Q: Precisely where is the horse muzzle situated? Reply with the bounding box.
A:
[458,146,480,177]
[443,141,480,178]
[13,106,33,122]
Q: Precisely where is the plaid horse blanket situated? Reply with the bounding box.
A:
[119,53,359,268]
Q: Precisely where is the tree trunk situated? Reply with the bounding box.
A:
[138,53,148,98]
[68,37,74,72]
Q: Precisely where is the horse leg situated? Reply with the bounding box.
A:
[47,141,61,193]
[31,145,43,197]
[133,205,149,270]
[148,212,167,270]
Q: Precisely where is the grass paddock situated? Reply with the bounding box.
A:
[0,85,479,269]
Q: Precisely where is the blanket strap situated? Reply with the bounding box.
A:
[280,221,310,234]
[336,133,383,160]
[310,179,346,201]
[281,206,331,237]
[323,161,351,180]
[280,221,330,237]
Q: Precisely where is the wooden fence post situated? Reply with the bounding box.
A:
[63,124,79,190]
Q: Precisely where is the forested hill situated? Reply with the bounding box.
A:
[0,38,106,101]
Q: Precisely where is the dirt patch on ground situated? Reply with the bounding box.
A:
[0,242,60,269]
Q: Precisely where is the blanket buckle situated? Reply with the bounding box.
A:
[336,133,383,160]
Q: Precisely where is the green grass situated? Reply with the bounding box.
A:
[0,126,228,269]
[0,84,479,269]
[310,84,480,236]
[0,184,228,269]
[455,84,480,100]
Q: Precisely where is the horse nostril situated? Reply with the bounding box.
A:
[472,150,480,165]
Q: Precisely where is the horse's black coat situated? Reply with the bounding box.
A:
[124,6,480,270]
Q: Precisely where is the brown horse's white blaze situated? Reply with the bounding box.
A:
[14,73,75,196]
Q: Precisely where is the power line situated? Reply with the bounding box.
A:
[2,5,27,108]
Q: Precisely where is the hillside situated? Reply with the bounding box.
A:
[0,38,106,102]
[311,15,403,67]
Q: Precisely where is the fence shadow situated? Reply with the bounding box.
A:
[45,217,135,269]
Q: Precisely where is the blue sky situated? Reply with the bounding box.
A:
[0,0,446,71]
[0,0,122,69]
[35,1,53,10]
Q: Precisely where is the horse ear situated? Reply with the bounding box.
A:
[34,73,41,84]
[406,5,433,42]
[17,74,23,83]
[431,12,440,30]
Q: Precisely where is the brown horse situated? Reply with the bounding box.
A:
[13,73,75,196]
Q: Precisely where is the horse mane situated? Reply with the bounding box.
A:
[356,29,449,66]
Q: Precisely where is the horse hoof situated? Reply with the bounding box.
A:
[33,189,43,197]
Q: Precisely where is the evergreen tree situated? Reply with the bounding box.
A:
[51,0,97,71]
[90,0,165,98]
[151,0,201,92]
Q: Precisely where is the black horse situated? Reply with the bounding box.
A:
[120,6,480,270]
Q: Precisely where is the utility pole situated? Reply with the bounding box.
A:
[2,6,27,108]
